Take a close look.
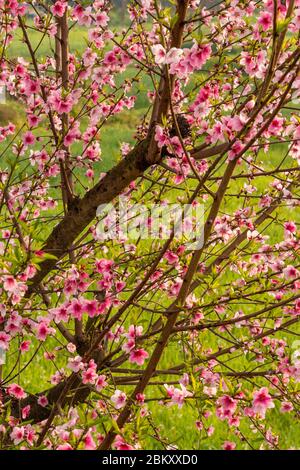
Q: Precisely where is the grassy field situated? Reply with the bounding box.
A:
[1,22,300,450]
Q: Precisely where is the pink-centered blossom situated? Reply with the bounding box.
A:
[151,44,166,64]
[0,331,10,350]
[129,348,149,366]
[111,389,127,409]
[223,441,236,450]
[252,387,275,418]
[7,383,27,400]
[10,426,25,445]
[257,12,272,31]
[51,1,66,17]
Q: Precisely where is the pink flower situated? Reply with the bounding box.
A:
[189,43,212,70]
[10,426,25,445]
[51,369,65,385]
[51,1,67,17]
[111,389,127,409]
[37,395,49,407]
[136,393,145,404]
[95,258,114,274]
[95,11,109,27]
[208,121,224,144]
[25,424,36,446]
[57,443,73,450]
[252,387,274,418]
[95,374,108,391]
[195,420,203,431]
[280,401,293,413]
[223,441,236,450]
[36,322,53,341]
[228,140,243,160]
[164,251,179,265]
[21,405,31,420]
[7,383,27,400]
[48,90,78,114]
[294,8,300,28]
[68,355,84,373]
[84,299,99,318]
[284,221,297,235]
[52,305,69,323]
[179,373,189,387]
[28,114,40,127]
[129,348,149,366]
[3,276,18,293]
[67,342,76,353]
[126,325,143,339]
[283,265,298,279]
[0,331,10,350]
[113,434,134,450]
[83,431,96,450]
[152,44,166,64]
[82,367,98,385]
[20,340,30,353]
[165,47,183,65]
[68,298,84,320]
[83,47,97,67]
[247,229,259,240]
[155,125,168,148]
[258,12,272,31]
[116,281,126,292]
[268,117,284,136]
[164,384,192,408]
[168,136,184,157]
[24,79,40,96]
[86,169,94,179]
[23,131,35,147]
[122,337,135,353]
[217,395,237,420]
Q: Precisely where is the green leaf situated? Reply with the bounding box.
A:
[111,418,121,434]
[276,16,292,33]
[169,13,178,29]
[161,114,168,128]
[31,252,58,265]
